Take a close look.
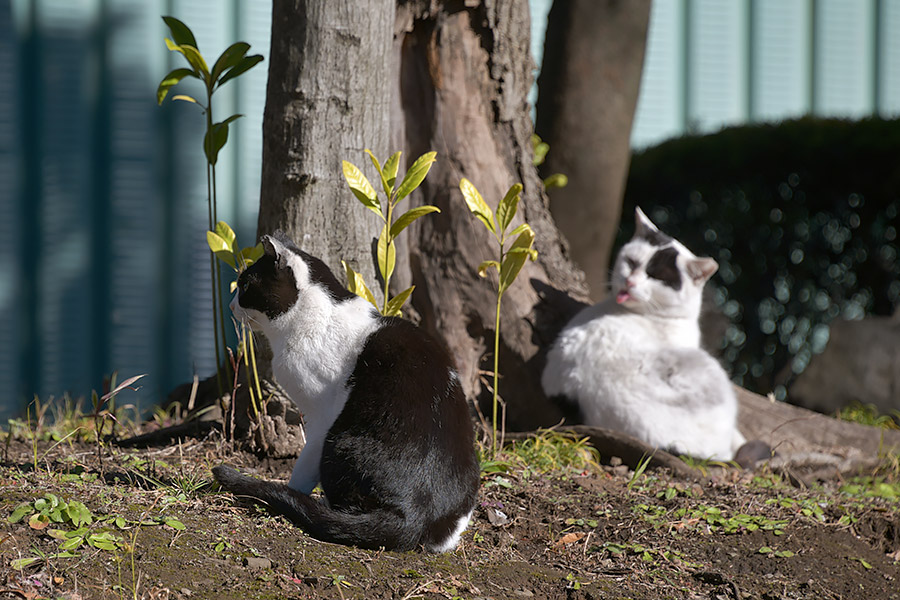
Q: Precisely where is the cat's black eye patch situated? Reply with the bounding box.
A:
[236,254,299,319]
[645,247,682,290]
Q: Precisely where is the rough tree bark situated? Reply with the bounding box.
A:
[535,0,651,300]
[256,0,394,285]
[257,0,589,431]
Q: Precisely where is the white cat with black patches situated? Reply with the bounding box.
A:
[213,231,479,552]
[542,208,746,460]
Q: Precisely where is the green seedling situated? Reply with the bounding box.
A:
[157,16,263,402]
[213,536,233,553]
[460,178,537,458]
[564,517,599,529]
[8,493,92,530]
[342,149,440,317]
[207,220,269,442]
[627,452,654,490]
[8,494,185,572]
[759,546,795,558]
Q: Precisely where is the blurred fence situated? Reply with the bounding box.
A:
[0,0,270,418]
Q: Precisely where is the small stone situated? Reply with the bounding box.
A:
[244,556,272,570]
[609,456,623,467]
[486,507,509,526]
[613,465,630,477]
[514,590,534,598]
[179,589,192,597]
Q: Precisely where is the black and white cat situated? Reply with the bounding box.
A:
[542,208,746,460]
[212,231,480,552]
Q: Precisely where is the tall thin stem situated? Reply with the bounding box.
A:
[207,159,224,403]
[492,290,502,458]
[382,198,395,314]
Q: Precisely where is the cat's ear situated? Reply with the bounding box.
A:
[634,207,659,236]
[261,235,278,257]
[686,257,718,284]
[261,234,289,266]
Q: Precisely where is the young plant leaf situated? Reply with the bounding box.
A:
[543,173,568,189]
[498,227,536,295]
[29,513,50,530]
[499,253,528,296]
[508,223,530,237]
[385,285,415,317]
[496,183,522,235]
[214,221,237,253]
[477,260,500,277]
[215,251,237,269]
[172,94,198,104]
[203,115,241,166]
[383,151,401,190]
[65,501,93,527]
[342,160,383,219]
[365,149,392,198]
[212,41,250,82]
[60,535,84,551]
[217,54,263,88]
[11,557,42,570]
[376,225,396,282]
[396,151,436,201]
[238,243,264,270]
[390,205,441,238]
[165,39,209,79]
[162,16,198,49]
[341,261,379,309]
[207,232,236,268]
[8,503,33,524]
[156,67,196,105]
[459,178,495,234]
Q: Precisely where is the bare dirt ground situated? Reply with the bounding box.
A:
[1,426,899,600]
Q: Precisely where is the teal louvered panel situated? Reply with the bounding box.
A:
[815,0,875,117]
[0,0,270,418]
[631,0,686,148]
[751,0,811,121]
[105,0,165,407]
[35,0,97,400]
[688,0,749,132]
[0,0,21,419]
[878,0,900,115]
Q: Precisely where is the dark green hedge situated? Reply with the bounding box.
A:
[621,117,900,398]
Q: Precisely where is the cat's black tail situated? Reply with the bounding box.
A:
[213,465,428,551]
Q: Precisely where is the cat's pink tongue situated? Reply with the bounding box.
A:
[616,290,631,304]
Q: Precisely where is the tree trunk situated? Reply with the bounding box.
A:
[257,0,394,285]
[257,0,589,431]
[535,0,651,300]
[386,0,590,430]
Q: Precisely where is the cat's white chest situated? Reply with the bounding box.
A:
[265,296,380,493]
